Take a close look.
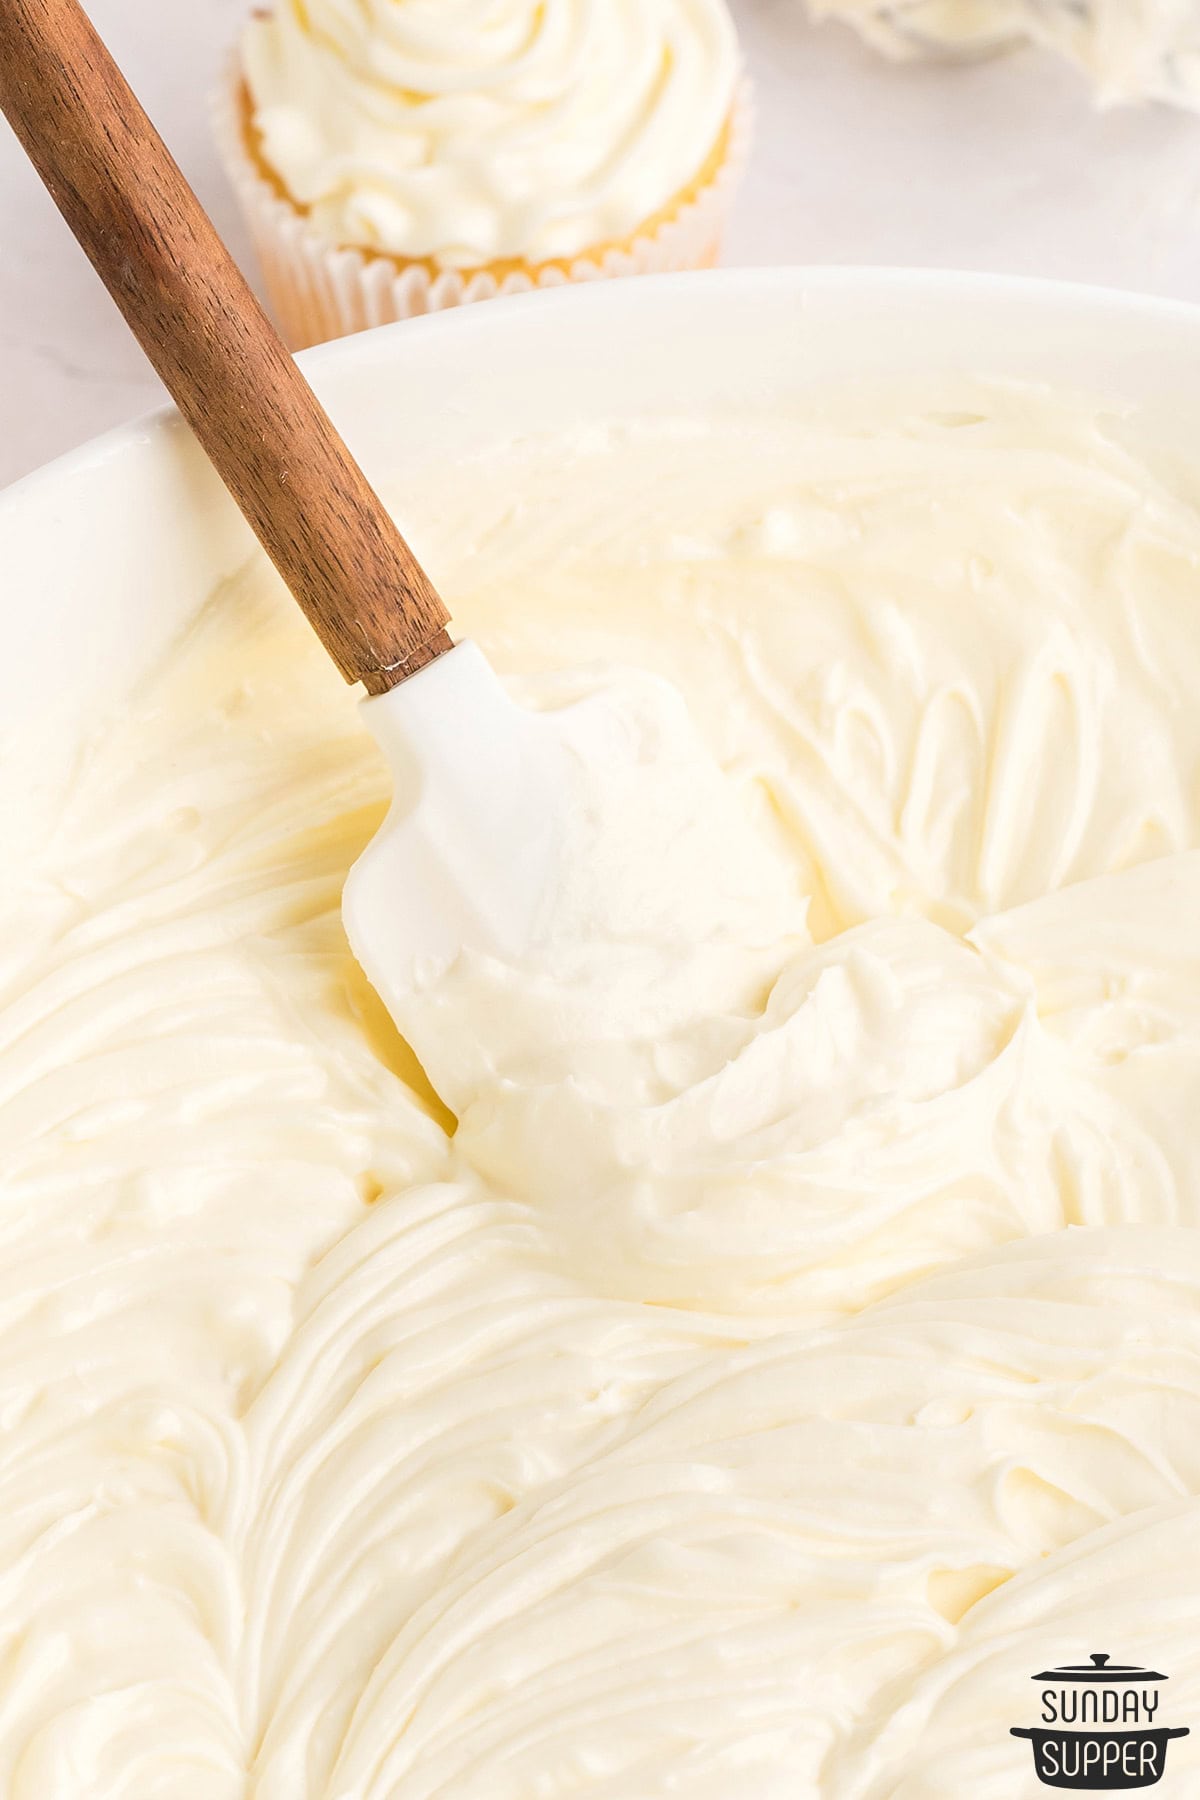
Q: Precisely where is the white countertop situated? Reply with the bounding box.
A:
[4,0,1200,491]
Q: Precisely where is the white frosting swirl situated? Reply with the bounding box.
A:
[7,384,1200,1791]
[241,0,739,266]
[810,0,1200,108]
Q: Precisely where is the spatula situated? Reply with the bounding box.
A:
[0,0,574,1025]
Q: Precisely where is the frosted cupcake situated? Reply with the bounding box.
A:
[808,1,1200,105]
[218,0,750,348]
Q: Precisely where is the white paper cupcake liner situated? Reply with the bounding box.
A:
[214,64,754,349]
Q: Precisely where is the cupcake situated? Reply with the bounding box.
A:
[218,0,751,348]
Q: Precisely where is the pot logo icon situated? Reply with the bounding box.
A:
[1011,1653,1189,1789]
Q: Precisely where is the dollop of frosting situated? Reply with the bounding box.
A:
[241,0,739,266]
[7,383,1200,1792]
[810,0,1200,108]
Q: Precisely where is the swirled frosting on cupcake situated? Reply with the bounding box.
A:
[241,0,739,267]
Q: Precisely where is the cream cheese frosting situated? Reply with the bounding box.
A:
[809,0,1200,107]
[240,0,740,267]
[6,383,1200,1793]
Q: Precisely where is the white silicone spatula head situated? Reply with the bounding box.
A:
[343,642,572,1012]
[1,0,564,1036]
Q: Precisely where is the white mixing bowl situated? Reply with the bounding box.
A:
[4,266,1200,806]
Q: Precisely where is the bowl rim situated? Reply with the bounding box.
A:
[7,263,1200,506]
[11,259,1200,800]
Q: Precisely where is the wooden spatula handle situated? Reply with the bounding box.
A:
[0,0,452,692]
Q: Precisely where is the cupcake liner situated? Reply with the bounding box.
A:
[214,64,754,349]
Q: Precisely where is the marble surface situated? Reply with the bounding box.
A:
[4,0,1200,490]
